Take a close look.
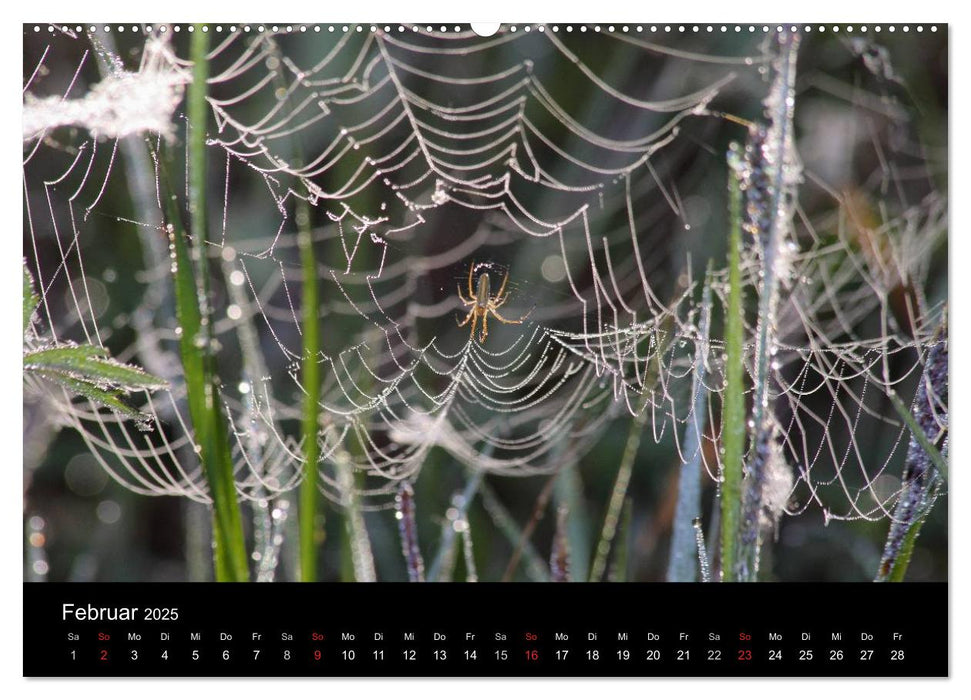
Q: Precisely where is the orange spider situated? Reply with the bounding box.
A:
[457,262,531,342]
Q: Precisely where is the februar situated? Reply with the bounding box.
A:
[62,603,139,621]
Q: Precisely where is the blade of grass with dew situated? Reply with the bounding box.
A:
[877,329,947,581]
[460,525,478,582]
[887,392,948,482]
[23,264,168,411]
[152,28,249,581]
[666,267,713,581]
[395,481,425,582]
[296,193,322,581]
[589,395,647,583]
[550,505,571,582]
[24,345,167,389]
[608,498,633,582]
[23,263,39,334]
[705,485,721,575]
[720,156,746,582]
[554,456,590,582]
[692,517,712,583]
[337,453,376,581]
[334,432,373,582]
[428,467,484,582]
[881,487,941,582]
[29,371,149,420]
[735,33,801,582]
[184,500,212,582]
[166,182,248,581]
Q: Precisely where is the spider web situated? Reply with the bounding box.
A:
[23,24,946,528]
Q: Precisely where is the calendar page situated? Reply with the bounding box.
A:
[22,20,948,678]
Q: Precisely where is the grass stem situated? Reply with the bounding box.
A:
[178,26,249,581]
[666,267,713,581]
[720,161,746,581]
[297,193,321,581]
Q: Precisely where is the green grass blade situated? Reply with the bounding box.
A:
[884,491,938,582]
[554,458,590,582]
[25,346,167,390]
[608,498,633,582]
[888,391,948,481]
[297,193,322,581]
[167,188,248,581]
[720,158,746,581]
[550,505,571,582]
[31,370,146,420]
[877,328,947,582]
[589,397,647,582]
[188,26,210,289]
[148,28,249,581]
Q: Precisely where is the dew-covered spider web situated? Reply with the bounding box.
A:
[23,23,947,563]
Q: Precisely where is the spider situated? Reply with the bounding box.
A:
[457,262,531,342]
